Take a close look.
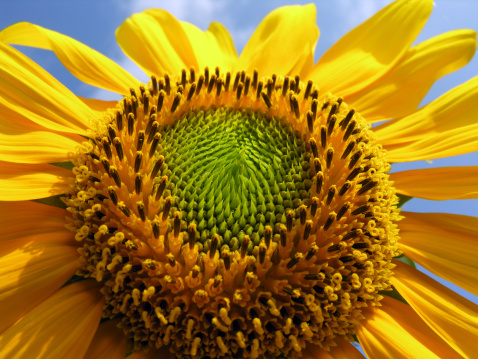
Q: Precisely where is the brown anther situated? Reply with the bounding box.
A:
[341,140,356,159]
[222,250,231,270]
[261,92,272,108]
[236,83,243,100]
[299,205,307,225]
[313,158,322,174]
[328,114,337,136]
[311,99,318,119]
[129,88,137,100]
[326,186,336,206]
[252,69,258,89]
[209,234,219,259]
[316,172,323,194]
[340,109,355,129]
[187,83,197,101]
[118,202,131,217]
[352,243,369,249]
[352,204,369,216]
[290,94,300,119]
[321,101,330,111]
[279,225,287,247]
[294,75,300,92]
[282,77,289,97]
[307,111,314,133]
[127,113,135,136]
[305,273,319,280]
[134,152,143,172]
[327,103,338,124]
[343,120,356,142]
[151,75,158,95]
[357,180,377,195]
[320,126,327,148]
[108,186,118,205]
[216,78,223,97]
[324,212,336,231]
[286,210,294,232]
[266,78,274,98]
[109,167,121,188]
[305,245,318,260]
[336,202,351,220]
[101,138,112,159]
[143,92,150,114]
[164,73,171,94]
[225,72,231,91]
[134,173,143,194]
[326,148,334,169]
[346,166,361,182]
[100,157,110,174]
[191,265,200,278]
[157,90,165,111]
[181,69,187,88]
[342,229,358,241]
[137,202,146,222]
[157,78,164,92]
[188,224,197,250]
[146,119,158,142]
[113,137,124,161]
[149,133,161,157]
[115,111,123,131]
[271,74,277,87]
[232,72,240,91]
[339,182,351,196]
[167,253,176,267]
[107,124,116,143]
[136,131,145,151]
[271,247,280,265]
[207,74,216,94]
[170,93,181,113]
[310,197,319,216]
[151,156,164,179]
[195,75,204,95]
[162,196,172,221]
[309,138,318,158]
[264,225,272,248]
[348,150,362,170]
[327,243,341,252]
[240,70,246,84]
[303,220,313,240]
[258,244,266,264]
[204,67,210,86]
[215,66,220,77]
[155,176,168,200]
[244,76,251,96]
[173,211,181,238]
[241,236,250,258]
[286,253,301,269]
[304,80,313,99]
[189,67,196,83]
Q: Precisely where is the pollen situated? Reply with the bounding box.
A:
[65,67,400,358]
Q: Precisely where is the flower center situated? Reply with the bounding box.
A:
[66,68,399,358]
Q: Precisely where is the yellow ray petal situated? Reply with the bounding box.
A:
[0,201,68,241]
[330,337,365,358]
[84,320,126,359]
[0,103,46,134]
[392,260,478,358]
[0,43,99,134]
[301,344,333,359]
[0,131,82,164]
[309,0,433,97]
[0,280,103,359]
[347,30,477,122]
[116,9,237,77]
[375,75,478,142]
[236,5,318,77]
[385,124,478,162]
[399,211,478,296]
[356,296,460,359]
[78,97,118,112]
[0,22,140,95]
[391,166,478,200]
[0,161,70,200]
[0,230,79,334]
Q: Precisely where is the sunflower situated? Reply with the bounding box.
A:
[1,0,477,358]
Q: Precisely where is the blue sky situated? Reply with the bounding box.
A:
[1,0,477,306]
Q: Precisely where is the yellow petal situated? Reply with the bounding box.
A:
[399,211,478,296]
[0,103,46,134]
[356,296,460,359]
[347,30,477,122]
[0,280,103,359]
[330,337,365,358]
[385,124,478,162]
[0,210,78,333]
[0,43,102,134]
[391,166,478,200]
[117,9,237,77]
[0,131,82,164]
[84,320,126,359]
[0,161,70,200]
[309,0,433,97]
[78,97,118,112]
[237,5,318,77]
[375,75,478,142]
[0,22,140,95]
[392,260,478,358]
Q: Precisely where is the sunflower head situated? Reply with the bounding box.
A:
[66,67,399,357]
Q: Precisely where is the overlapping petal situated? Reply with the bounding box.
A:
[0,22,140,95]
[309,0,433,97]
[392,260,478,358]
[84,320,127,359]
